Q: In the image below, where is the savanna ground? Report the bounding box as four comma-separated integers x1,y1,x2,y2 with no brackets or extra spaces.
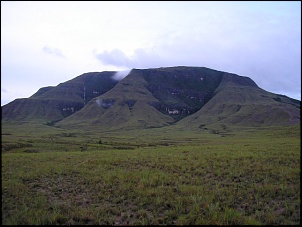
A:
1,122,300,225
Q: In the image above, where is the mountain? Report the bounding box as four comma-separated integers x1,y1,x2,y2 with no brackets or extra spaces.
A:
56,66,300,131
2,71,119,124
2,66,300,131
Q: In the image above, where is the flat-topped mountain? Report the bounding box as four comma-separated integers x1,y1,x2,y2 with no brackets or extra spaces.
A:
2,66,300,131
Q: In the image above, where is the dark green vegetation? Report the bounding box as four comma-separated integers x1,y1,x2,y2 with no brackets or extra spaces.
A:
2,122,300,225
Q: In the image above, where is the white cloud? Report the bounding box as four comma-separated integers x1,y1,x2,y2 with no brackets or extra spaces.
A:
112,69,132,81
43,46,65,58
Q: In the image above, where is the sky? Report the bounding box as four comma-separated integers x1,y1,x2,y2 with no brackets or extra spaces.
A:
1,1,301,106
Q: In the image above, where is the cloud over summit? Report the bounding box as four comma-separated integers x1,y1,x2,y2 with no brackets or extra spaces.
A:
112,69,132,81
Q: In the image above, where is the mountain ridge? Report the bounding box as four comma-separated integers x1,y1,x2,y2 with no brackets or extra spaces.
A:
2,66,300,131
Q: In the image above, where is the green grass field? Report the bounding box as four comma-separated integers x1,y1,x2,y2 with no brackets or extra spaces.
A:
2,123,300,225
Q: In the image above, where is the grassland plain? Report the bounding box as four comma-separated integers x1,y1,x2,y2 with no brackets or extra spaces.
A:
1,123,300,225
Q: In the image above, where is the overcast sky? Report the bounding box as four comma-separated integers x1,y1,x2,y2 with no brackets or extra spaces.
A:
1,1,301,106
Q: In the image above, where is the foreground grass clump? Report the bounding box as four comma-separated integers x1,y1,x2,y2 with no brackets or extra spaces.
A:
1,125,300,225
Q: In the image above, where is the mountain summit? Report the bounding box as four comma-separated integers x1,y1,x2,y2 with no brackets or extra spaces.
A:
2,66,300,131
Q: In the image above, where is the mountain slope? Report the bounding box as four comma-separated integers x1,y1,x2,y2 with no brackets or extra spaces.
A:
2,71,119,123
176,73,300,130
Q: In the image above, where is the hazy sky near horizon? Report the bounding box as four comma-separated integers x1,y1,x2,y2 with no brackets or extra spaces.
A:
1,1,301,106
